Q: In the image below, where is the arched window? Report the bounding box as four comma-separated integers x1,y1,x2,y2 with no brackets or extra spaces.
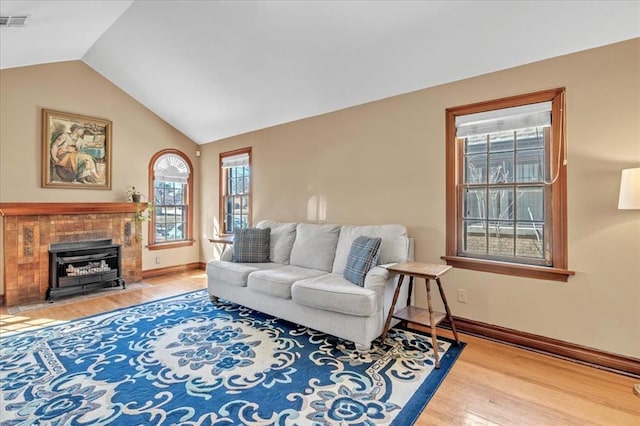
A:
148,149,194,249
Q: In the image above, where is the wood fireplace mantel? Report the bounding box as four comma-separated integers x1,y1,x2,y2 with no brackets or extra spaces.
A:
0,202,142,216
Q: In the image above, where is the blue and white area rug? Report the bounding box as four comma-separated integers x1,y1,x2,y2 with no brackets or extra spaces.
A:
0,290,464,425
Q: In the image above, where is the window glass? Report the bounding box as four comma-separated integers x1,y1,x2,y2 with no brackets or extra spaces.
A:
459,125,551,265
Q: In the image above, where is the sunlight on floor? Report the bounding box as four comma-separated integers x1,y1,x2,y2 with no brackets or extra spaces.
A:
462,410,503,426
0,314,68,337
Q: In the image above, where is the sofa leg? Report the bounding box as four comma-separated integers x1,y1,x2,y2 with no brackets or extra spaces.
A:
209,294,220,303
355,343,371,353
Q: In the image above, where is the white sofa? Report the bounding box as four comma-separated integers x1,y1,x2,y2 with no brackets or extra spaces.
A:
206,220,412,351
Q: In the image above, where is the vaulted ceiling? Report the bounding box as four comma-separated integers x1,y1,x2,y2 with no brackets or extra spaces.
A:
1,1,639,144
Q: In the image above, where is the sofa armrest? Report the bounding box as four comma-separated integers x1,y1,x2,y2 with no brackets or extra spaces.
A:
221,246,233,261
363,266,389,290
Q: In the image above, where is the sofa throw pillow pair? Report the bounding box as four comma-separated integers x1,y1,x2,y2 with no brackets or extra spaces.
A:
343,236,382,286
232,228,271,263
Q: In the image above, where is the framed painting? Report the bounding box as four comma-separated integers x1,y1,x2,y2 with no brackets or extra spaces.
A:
42,109,112,189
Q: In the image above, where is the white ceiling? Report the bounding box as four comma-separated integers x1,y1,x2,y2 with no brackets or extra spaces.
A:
1,1,639,144
0,1,133,68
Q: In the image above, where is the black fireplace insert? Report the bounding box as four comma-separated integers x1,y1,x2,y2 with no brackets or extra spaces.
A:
48,239,125,301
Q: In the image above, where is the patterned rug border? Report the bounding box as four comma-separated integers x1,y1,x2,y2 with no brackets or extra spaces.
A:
1,289,466,425
390,324,465,425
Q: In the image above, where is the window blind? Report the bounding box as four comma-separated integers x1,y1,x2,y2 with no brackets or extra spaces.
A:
221,153,249,168
455,101,551,137
154,154,190,183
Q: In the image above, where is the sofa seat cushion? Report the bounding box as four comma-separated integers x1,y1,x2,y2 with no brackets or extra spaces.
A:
292,274,378,317
206,261,281,287
247,265,327,299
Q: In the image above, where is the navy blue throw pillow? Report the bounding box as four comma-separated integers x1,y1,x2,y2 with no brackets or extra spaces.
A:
232,228,271,263
343,236,382,286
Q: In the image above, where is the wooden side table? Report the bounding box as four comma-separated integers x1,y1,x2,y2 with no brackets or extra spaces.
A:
208,236,234,260
208,236,234,245
381,261,460,368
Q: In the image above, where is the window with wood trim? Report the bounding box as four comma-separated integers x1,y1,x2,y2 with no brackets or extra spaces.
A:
444,88,574,281
219,148,252,235
148,149,194,250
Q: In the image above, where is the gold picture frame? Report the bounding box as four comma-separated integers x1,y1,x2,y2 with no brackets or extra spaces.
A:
42,109,112,189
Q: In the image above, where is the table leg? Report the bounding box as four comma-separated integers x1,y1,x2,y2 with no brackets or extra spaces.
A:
381,274,405,344
425,278,441,368
406,276,414,307
436,277,460,345
403,276,414,327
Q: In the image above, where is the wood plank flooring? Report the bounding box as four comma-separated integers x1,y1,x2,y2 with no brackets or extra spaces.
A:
1,270,638,425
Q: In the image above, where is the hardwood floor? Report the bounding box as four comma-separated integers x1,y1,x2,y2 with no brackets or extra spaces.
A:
1,270,638,425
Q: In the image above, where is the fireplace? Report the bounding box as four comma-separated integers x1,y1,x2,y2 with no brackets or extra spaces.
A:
48,239,124,301
1,202,143,306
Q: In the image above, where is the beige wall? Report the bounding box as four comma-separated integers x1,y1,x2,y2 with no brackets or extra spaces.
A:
200,39,640,358
0,61,201,293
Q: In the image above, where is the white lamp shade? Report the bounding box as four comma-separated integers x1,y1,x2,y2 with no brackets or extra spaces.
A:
618,168,640,209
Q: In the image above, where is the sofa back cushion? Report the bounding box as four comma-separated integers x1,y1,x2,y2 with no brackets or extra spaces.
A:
256,220,297,264
289,223,341,272
332,224,409,274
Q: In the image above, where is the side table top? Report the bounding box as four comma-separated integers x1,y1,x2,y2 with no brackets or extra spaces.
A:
387,261,452,279
208,236,234,244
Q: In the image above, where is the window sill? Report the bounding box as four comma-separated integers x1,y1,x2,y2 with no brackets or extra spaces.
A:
148,240,195,251
441,255,575,282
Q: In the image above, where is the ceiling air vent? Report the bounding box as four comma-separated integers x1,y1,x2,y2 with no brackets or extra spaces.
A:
0,15,30,27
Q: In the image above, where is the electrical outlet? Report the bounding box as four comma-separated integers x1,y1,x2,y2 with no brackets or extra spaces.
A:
457,289,468,304
155,256,160,264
